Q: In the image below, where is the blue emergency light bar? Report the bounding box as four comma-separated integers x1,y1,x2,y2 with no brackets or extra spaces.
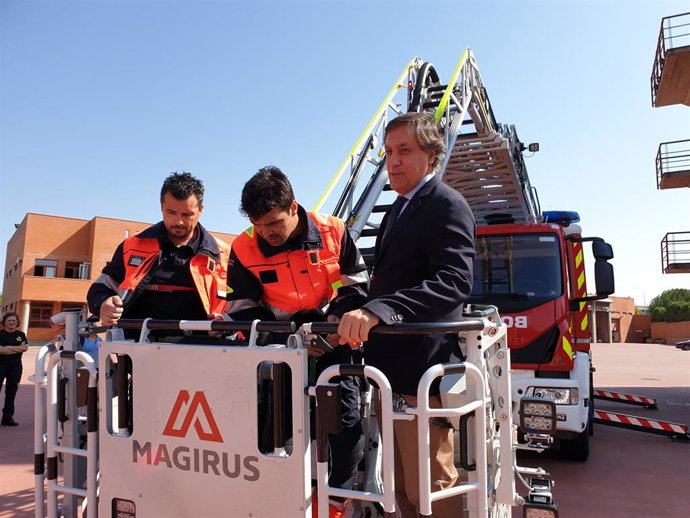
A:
542,210,580,226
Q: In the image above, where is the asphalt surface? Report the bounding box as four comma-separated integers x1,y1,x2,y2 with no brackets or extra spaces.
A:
514,342,690,518
1,342,689,517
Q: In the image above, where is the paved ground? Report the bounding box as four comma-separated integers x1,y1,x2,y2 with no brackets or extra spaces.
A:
514,342,690,517
1,342,689,517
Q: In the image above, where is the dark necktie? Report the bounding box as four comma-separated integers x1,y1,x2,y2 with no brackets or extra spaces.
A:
382,196,406,241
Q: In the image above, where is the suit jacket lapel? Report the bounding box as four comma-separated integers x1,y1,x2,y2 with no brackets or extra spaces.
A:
377,175,440,257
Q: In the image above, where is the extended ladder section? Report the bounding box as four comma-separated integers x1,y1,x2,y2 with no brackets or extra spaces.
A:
445,123,540,225
314,49,541,262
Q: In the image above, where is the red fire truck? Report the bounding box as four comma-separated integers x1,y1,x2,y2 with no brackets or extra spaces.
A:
470,212,614,461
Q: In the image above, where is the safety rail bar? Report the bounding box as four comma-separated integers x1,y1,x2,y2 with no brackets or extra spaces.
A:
651,12,690,106
310,361,489,518
29,342,57,518
660,231,690,273
33,308,86,518
108,318,487,337
656,139,690,189
46,351,98,518
311,365,397,517
108,318,297,348
309,312,515,517
112,318,296,333
415,362,487,516
304,320,485,335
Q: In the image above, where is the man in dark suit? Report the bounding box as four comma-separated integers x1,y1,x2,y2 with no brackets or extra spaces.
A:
337,112,476,518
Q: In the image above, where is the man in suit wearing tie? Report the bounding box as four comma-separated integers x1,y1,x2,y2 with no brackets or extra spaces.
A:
337,112,476,517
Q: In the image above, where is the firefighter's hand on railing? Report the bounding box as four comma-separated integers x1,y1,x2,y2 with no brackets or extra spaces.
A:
100,295,124,326
337,308,379,347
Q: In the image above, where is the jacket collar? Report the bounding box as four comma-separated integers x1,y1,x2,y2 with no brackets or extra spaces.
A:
377,174,441,253
138,221,220,261
389,173,440,226
257,205,324,258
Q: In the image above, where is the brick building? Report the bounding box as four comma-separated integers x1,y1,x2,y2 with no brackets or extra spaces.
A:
2,213,236,340
590,296,652,344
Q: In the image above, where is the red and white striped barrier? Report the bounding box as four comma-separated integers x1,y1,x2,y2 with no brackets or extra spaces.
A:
593,410,689,442
593,389,657,409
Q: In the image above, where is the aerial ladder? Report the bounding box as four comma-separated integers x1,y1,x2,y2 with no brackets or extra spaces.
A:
314,49,541,261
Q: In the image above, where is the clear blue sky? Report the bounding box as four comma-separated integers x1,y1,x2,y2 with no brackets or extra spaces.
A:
1,0,688,305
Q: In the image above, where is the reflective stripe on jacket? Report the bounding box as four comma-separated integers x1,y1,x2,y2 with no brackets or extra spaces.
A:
231,212,345,314
119,231,230,314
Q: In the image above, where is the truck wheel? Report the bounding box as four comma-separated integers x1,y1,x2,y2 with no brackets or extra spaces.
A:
560,427,589,461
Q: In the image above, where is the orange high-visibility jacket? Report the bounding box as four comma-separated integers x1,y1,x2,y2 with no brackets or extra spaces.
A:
119,225,230,314
231,212,345,314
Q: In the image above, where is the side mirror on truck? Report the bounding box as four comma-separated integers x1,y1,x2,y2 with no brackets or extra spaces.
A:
592,238,615,297
569,237,615,305
594,261,615,297
592,240,614,261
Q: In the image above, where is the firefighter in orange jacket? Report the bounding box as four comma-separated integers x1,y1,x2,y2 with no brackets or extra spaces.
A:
87,172,230,332
226,167,368,518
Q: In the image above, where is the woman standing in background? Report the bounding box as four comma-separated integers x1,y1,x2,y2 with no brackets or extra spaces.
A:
0,312,28,426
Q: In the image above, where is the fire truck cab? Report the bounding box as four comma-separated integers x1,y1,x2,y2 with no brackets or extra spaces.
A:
470,212,614,460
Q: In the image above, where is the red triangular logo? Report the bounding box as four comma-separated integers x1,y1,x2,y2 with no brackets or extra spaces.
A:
162,390,224,443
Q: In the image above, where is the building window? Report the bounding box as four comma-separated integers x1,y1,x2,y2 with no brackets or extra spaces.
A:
29,302,54,328
64,261,90,279
34,259,58,278
65,262,79,279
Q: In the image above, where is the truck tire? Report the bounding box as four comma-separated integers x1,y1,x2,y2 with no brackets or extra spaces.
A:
560,427,589,461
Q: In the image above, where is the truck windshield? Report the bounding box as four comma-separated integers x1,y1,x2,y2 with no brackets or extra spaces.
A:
470,233,562,304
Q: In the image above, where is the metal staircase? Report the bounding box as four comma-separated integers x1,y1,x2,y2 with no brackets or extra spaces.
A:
314,49,541,263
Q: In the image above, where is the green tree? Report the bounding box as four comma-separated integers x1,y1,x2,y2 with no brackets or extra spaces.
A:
649,289,690,322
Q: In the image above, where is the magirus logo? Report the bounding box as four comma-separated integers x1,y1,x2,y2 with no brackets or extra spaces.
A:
132,389,260,481
163,390,224,442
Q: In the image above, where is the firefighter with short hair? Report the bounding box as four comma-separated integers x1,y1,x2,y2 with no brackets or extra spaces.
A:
87,172,230,335
226,166,369,518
